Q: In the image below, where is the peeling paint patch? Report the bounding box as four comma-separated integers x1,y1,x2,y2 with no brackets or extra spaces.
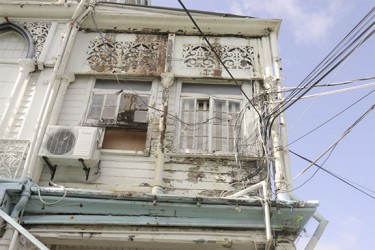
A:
198,190,222,197
187,166,206,183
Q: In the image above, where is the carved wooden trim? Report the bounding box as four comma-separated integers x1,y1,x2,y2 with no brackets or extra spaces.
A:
182,44,255,70
86,38,166,74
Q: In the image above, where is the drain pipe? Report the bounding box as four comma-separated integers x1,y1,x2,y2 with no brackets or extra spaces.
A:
0,179,33,249
305,212,328,250
21,0,96,179
268,31,328,249
227,181,272,248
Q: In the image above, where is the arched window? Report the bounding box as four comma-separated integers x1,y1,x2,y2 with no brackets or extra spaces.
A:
0,31,28,59
0,22,34,60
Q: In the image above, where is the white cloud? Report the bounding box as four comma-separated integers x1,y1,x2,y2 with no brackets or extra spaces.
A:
231,0,351,45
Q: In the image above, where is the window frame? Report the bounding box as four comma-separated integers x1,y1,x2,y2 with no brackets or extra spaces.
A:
84,79,155,154
177,82,245,154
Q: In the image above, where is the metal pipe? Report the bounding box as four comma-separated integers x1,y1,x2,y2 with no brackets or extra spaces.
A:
0,180,33,249
262,182,272,249
0,209,48,250
0,1,97,248
227,181,272,248
305,212,328,250
228,181,265,198
22,0,96,179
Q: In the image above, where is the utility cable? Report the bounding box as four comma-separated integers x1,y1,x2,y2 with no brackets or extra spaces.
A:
287,89,375,146
286,104,375,187
291,82,375,100
267,7,375,125
289,150,375,200
177,0,262,120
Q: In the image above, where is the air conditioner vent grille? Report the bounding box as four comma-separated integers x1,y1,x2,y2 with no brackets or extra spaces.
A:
46,129,76,155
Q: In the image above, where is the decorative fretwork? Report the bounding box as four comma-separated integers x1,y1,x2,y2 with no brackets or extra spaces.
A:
86,39,165,73
0,139,29,179
182,44,254,70
17,22,51,60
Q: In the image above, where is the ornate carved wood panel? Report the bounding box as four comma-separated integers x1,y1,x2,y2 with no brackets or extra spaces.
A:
182,44,255,70
86,35,166,74
18,22,51,60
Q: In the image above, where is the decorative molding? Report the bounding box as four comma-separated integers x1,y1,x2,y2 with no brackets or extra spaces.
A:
86,38,166,74
0,139,29,179
18,58,36,73
182,44,255,70
17,22,51,60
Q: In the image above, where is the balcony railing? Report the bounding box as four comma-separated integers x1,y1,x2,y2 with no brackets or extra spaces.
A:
0,139,29,179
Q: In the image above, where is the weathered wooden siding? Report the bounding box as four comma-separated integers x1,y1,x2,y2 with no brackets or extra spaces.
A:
56,76,91,126
39,153,154,193
163,158,261,196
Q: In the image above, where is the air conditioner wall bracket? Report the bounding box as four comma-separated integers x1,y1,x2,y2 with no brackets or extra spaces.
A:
42,156,57,180
79,158,91,181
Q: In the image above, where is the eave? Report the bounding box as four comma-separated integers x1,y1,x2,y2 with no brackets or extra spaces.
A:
22,187,317,234
0,1,281,37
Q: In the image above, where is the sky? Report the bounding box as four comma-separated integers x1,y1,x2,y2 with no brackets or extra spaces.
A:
152,1,375,249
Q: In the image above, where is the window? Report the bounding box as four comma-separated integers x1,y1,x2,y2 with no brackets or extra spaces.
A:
85,80,152,151
179,83,243,153
0,31,27,59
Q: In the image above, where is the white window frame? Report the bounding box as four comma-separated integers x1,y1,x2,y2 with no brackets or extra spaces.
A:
84,79,154,153
85,88,151,127
178,84,244,154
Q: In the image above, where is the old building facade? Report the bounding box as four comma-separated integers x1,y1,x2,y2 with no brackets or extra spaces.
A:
0,0,326,249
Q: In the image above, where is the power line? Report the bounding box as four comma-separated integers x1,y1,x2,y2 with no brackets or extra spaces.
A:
278,76,375,93
286,104,375,187
267,7,375,127
287,89,375,146
177,0,262,119
293,82,375,100
289,150,375,200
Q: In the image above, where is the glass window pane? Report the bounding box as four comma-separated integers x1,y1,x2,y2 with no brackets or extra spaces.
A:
87,106,102,120
105,94,118,106
136,96,149,110
102,106,117,120
91,94,104,105
182,99,195,111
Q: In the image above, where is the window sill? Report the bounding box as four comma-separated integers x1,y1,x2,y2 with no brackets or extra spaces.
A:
100,149,149,157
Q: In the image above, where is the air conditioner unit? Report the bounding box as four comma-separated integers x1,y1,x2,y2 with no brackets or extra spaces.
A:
39,125,100,169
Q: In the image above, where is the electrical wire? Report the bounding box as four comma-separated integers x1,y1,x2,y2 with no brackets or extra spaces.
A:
34,181,67,206
286,104,375,187
287,144,338,193
287,89,375,146
280,76,375,92
289,150,375,200
287,82,375,100
267,7,375,128
177,0,262,120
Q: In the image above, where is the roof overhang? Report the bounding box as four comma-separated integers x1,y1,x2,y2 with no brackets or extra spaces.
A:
0,1,281,37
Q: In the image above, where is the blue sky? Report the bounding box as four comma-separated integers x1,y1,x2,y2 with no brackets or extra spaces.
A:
153,1,375,249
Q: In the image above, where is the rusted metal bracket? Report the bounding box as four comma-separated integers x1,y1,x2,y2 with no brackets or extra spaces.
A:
78,158,91,181
42,156,56,180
